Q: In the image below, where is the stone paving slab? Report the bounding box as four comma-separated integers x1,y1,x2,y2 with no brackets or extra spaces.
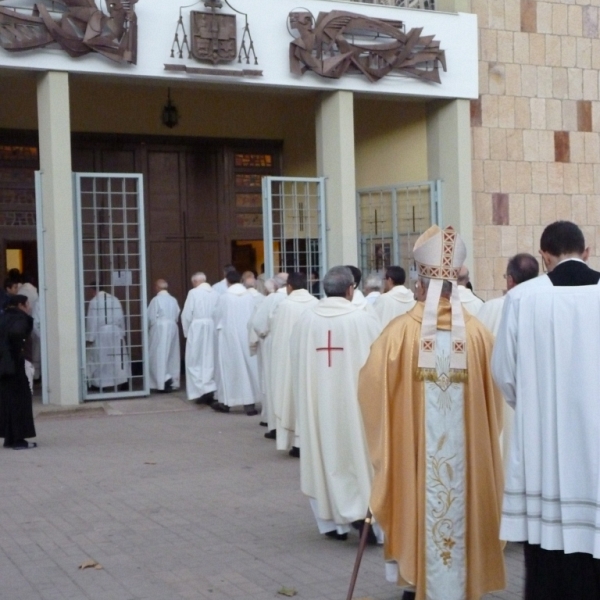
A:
3,396,524,600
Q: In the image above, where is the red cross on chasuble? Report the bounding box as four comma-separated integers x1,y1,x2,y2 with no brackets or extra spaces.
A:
316,330,344,367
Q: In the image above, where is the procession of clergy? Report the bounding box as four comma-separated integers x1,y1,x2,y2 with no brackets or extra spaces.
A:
93,219,600,600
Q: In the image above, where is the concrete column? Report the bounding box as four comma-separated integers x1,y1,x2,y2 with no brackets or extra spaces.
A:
37,71,80,406
316,91,358,268
426,98,474,271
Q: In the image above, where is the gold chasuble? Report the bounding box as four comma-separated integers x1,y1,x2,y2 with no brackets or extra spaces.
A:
359,300,505,600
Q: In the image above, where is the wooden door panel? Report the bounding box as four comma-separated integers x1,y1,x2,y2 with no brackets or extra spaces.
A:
72,148,96,172
187,239,220,286
101,150,137,173
147,151,181,238
149,241,184,307
185,151,218,236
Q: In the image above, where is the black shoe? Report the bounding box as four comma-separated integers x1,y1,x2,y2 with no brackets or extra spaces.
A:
164,378,173,392
288,446,300,458
246,409,258,416
211,402,230,413
402,592,416,600
13,441,37,450
324,530,347,541
264,429,276,440
351,519,378,545
259,421,268,427
196,392,215,405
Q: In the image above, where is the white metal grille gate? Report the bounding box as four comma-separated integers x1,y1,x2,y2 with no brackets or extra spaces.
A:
262,177,327,295
357,180,441,281
75,173,149,400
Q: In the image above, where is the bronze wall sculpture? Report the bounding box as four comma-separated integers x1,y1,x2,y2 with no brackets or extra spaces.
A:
289,10,446,83
0,0,138,64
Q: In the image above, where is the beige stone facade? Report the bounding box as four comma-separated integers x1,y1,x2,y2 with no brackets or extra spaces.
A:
468,0,600,298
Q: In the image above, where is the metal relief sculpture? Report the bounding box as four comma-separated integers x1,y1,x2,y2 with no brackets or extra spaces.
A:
0,0,138,64
288,10,446,84
165,0,261,77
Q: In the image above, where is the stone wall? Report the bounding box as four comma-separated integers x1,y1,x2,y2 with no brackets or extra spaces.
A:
469,0,600,298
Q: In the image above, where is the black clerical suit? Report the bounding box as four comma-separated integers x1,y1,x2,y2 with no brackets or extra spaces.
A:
524,258,600,600
0,307,35,448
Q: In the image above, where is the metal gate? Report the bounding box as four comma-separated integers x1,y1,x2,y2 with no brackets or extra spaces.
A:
75,173,149,400
262,177,327,295
357,180,441,281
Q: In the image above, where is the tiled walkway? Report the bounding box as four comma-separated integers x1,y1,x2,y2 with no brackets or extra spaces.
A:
0,394,524,599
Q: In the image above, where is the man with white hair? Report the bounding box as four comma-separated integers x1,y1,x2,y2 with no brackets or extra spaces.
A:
457,265,484,315
181,272,219,403
363,274,382,305
292,266,381,540
148,279,180,392
359,226,505,600
373,266,416,328
249,273,288,435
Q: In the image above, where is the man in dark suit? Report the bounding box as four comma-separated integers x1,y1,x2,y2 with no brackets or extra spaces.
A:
492,221,600,600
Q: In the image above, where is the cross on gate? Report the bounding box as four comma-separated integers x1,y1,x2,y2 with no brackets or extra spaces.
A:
316,330,344,367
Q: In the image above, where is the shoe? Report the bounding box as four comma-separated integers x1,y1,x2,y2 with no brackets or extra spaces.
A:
288,446,300,458
211,402,230,413
12,441,37,450
402,592,416,600
351,519,378,545
264,429,276,440
259,422,268,427
324,530,347,541
245,409,258,416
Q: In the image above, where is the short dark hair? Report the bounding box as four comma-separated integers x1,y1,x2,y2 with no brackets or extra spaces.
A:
4,277,17,290
385,266,406,286
7,294,28,307
7,268,21,283
287,271,307,290
540,221,585,257
226,270,241,284
345,265,362,287
224,264,236,274
506,253,540,285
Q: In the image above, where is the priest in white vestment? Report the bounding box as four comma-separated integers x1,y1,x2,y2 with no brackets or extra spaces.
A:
269,272,318,455
373,265,416,328
148,279,180,391
359,226,505,600
478,254,539,469
212,270,260,415
85,288,130,389
346,265,369,310
363,273,382,305
492,221,600,599
291,266,382,540
242,271,265,307
181,272,218,402
457,266,484,315
249,274,288,434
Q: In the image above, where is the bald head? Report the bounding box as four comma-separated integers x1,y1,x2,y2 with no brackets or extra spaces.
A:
155,279,168,293
276,272,288,283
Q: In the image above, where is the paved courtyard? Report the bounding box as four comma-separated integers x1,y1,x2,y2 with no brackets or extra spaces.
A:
0,394,524,600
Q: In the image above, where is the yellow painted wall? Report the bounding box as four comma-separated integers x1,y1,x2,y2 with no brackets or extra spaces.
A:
354,98,428,188
0,72,317,177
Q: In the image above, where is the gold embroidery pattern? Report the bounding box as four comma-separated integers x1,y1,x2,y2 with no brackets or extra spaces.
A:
430,433,457,568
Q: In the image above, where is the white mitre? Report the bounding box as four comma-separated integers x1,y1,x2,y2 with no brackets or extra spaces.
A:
413,225,468,372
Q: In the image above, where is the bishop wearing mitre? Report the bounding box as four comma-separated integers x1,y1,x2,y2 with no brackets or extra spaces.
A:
359,225,505,600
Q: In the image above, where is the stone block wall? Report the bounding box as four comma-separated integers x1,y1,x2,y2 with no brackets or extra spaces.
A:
469,0,600,298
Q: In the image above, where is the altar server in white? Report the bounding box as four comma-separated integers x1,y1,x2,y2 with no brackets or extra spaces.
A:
269,272,318,455
212,270,260,415
457,266,484,315
373,265,416,327
181,272,218,402
291,266,381,540
85,286,130,389
493,221,600,600
249,273,288,435
147,279,180,391
478,253,538,467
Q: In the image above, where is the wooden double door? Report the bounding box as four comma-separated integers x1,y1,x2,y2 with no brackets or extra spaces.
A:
72,136,281,306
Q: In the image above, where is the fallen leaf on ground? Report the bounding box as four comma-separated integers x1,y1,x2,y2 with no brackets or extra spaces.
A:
277,586,297,597
144,462,157,465
78,559,103,570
